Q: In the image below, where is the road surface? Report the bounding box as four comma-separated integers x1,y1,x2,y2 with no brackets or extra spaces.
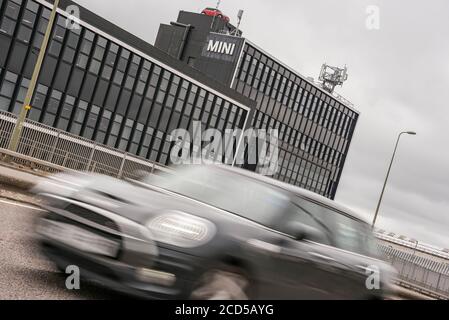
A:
0,187,123,300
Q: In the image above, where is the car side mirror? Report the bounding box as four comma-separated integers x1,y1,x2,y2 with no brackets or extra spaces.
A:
287,222,326,243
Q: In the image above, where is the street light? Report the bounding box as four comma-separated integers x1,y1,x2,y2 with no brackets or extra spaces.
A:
8,0,60,153
371,131,416,228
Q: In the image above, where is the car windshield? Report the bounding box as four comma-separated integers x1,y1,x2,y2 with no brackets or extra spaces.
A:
145,165,290,226
295,197,381,258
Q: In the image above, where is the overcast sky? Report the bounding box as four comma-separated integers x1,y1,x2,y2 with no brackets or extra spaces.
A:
75,0,449,248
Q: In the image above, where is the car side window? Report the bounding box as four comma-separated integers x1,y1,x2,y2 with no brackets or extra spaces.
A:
332,215,362,254
279,201,332,245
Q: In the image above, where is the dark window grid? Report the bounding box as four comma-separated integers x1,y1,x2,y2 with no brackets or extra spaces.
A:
46,17,86,129
239,52,251,83
133,63,164,156
297,90,308,114
253,61,264,90
116,58,153,155
264,69,276,97
312,99,323,124
302,164,317,192
214,98,228,132
318,103,328,127
270,73,281,100
304,94,314,118
292,155,307,186
113,55,145,152
62,29,101,134
0,70,18,113
281,151,293,183
140,66,174,159
330,110,341,134
0,0,29,97
0,0,7,18
246,56,258,87
258,64,270,94
100,47,133,148
286,82,298,111
333,111,343,134
337,115,347,136
150,76,184,162
276,76,287,103
282,80,292,106
15,5,37,44
83,40,116,141
9,75,29,114
51,26,95,131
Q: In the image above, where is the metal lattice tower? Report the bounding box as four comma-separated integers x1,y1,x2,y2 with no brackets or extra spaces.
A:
318,64,349,94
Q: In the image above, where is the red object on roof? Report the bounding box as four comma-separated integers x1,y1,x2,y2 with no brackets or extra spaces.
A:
201,7,230,23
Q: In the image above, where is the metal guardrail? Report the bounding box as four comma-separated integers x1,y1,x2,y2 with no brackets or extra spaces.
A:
0,110,172,180
378,243,449,299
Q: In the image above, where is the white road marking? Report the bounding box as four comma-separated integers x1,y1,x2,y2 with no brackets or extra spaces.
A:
0,199,46,212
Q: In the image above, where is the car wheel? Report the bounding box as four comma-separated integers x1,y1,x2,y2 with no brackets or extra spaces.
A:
190,269,251,300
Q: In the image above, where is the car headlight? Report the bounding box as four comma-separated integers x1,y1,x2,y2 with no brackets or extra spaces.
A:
146,211,216,248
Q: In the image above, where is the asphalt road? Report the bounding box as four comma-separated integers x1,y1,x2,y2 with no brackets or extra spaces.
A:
0,191,124,300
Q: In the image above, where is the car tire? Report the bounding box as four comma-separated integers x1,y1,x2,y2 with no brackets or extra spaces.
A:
190,269,251,300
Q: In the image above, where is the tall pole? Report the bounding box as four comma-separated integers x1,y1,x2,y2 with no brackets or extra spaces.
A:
372,131,416,228
8,0,60,152
210,0,221,30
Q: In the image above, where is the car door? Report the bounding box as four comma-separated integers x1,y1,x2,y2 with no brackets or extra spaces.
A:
248,201,348,299
328,215,384,299
295,198,376,299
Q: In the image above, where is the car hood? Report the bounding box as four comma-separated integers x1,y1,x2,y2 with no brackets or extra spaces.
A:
34,173,242,226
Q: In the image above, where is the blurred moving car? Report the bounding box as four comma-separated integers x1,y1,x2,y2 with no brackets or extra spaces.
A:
201,7,230,23
33,165,396,299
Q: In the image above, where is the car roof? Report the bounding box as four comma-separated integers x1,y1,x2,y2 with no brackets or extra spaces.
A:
210,164,368,224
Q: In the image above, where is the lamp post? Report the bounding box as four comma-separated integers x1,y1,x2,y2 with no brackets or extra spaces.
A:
8,0,60,153
372,131,416,228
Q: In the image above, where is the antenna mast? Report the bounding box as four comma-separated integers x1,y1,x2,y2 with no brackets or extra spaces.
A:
318,63,348,94
210,0,221,29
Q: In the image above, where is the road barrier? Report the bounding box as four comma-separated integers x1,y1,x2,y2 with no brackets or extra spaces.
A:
378,243,449,299
0,110,171,180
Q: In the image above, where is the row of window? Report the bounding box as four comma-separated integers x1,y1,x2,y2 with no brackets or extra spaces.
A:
236,44,356,135
253,110,347,167
276,148,335,197
233,43,358,198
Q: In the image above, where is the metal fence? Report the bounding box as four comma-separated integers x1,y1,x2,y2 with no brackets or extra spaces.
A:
378,243,449,299
0,110,171,180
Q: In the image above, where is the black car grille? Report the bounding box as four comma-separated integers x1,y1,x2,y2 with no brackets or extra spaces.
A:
44,204,123,259
64,203,120,232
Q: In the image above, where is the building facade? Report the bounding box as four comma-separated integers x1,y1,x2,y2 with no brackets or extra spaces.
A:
156,11,359,199
0,0,254,167
0,0,358,199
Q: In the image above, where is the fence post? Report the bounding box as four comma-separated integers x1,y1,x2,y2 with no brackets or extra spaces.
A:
62,151,69,167
151,160,156,174
118,153,127,178
49,130,60,163
86,142,97,171
29,141,36,157
436,272,442,291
